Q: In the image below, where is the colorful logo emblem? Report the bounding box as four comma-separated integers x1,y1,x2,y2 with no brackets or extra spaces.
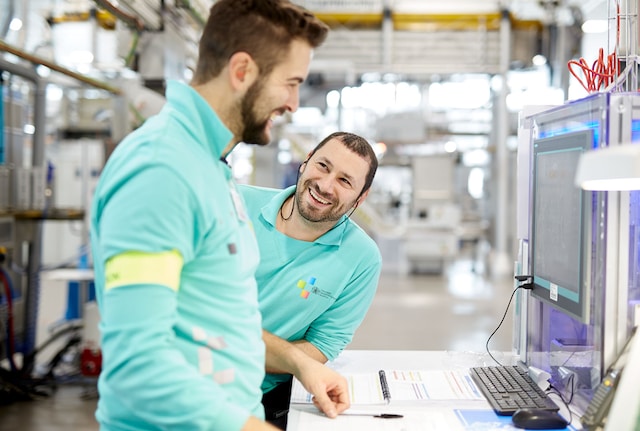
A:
296,276,336,300
297,277,316,299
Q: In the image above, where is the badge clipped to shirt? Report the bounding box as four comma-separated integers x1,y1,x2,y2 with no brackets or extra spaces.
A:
228,182,249,223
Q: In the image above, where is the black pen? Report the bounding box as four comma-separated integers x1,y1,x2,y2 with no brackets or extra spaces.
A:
342,412,404,419
374,414,403,419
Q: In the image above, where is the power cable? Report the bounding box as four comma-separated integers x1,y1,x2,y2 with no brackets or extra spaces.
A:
485,276,533,366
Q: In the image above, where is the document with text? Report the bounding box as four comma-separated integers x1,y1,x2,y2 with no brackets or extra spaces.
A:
291,369,484,405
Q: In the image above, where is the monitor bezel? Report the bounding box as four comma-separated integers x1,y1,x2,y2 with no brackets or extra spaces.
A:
530,129,593,323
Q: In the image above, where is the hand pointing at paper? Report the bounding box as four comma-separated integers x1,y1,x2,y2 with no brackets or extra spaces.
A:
263,331,351,419
302,361,351,418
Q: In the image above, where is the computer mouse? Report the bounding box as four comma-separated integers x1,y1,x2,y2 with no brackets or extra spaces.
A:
511,408,569,430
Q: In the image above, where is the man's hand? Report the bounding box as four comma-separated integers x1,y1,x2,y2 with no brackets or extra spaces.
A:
263,330,350,417
296,358,350,418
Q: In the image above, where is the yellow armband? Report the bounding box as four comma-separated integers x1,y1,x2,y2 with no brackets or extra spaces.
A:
105,250,183,292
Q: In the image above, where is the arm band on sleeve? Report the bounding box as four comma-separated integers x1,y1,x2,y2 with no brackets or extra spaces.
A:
105,250,183,292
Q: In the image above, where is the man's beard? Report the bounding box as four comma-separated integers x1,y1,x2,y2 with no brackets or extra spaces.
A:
294,181,355,224
240,79,271,146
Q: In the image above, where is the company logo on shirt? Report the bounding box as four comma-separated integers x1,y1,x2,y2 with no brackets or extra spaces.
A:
296,276,336,300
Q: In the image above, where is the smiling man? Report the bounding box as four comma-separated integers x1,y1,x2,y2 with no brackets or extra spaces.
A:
239,132,382,429
89,2,345,431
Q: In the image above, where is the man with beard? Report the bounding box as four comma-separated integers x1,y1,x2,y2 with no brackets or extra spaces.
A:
239,132,382,429
90,2,349,430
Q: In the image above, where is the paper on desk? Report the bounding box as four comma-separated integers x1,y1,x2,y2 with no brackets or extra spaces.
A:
291,369,483,405
386,370,483,401
290,409,466,431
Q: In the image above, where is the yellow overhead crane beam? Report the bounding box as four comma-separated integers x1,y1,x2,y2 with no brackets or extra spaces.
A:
314,13,383,28
313,12,543,32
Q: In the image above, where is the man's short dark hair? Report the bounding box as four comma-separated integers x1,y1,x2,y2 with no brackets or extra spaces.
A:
192,0,329,84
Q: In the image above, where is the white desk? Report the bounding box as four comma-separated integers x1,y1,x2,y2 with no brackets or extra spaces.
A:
286,350,580,431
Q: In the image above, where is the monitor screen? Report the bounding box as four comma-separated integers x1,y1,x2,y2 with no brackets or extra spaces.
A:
530,130,593,323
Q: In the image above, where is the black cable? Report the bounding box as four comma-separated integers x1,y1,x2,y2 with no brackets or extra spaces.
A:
43,334,82,380
547,374,576,424
0,367,40,404
485,286,525,365
486,275,576,421
0,362,55,403
22,322,83,369
551,372,576,405
280,161,305,222
279,195,295,221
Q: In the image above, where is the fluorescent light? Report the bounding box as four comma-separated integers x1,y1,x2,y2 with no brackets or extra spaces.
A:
575,144,640,190
582,19,608,34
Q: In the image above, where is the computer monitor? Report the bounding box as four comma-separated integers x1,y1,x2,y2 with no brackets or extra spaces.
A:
530,130,593,323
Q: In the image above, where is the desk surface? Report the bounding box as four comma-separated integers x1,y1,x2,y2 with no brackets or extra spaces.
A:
286,350,579,431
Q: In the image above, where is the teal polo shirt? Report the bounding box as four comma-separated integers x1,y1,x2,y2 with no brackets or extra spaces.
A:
239,185,382,393
91,80,265,431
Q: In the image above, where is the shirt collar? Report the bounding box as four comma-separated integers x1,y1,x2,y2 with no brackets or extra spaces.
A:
165,80,233,161
261,185,348,246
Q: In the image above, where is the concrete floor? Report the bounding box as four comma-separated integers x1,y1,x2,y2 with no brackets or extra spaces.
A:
0,253,515,431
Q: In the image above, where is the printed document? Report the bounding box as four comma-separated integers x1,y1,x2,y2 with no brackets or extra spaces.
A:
291,369,483,405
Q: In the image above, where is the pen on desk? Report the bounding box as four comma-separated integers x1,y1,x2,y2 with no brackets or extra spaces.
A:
341,412,404,419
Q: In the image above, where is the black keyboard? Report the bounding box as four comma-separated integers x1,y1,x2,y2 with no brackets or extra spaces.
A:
469,366,560,416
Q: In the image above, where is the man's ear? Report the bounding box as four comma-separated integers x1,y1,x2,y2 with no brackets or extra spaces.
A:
355,189,370,207
299,159,309,173
228,51,258,91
